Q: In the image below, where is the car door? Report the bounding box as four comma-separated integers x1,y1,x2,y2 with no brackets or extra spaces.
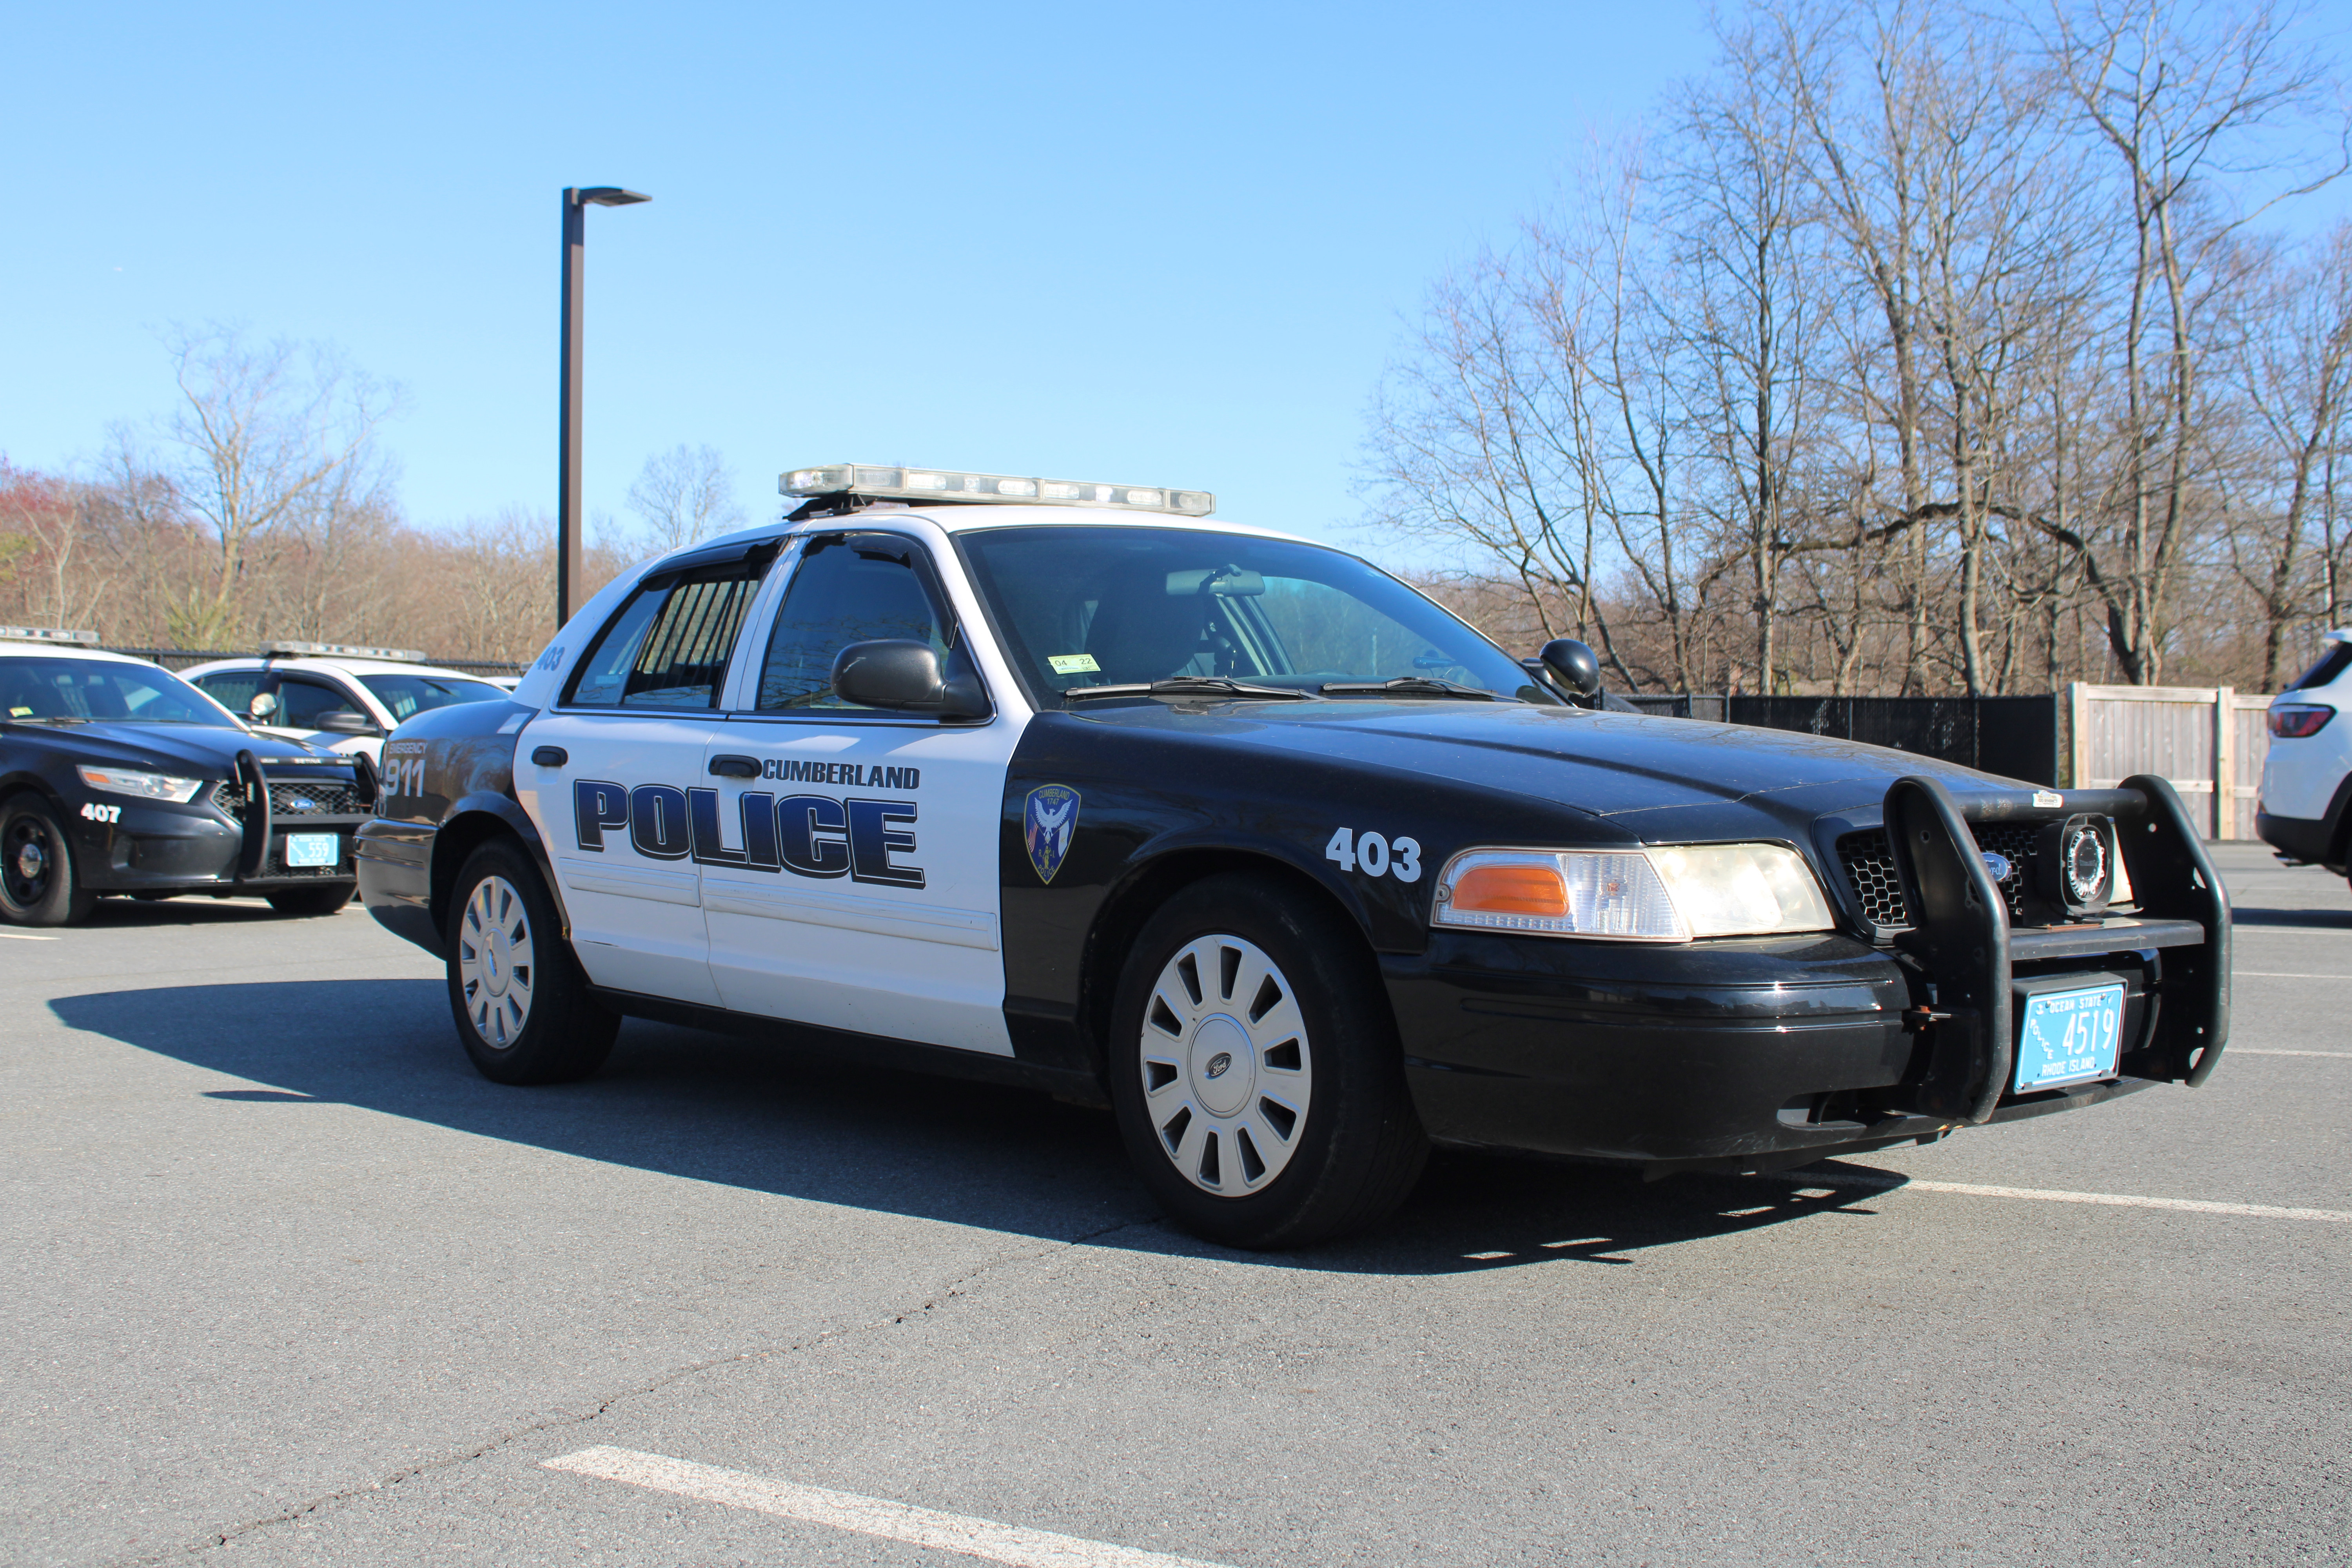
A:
517,548,772,1007
700,529,1025,1056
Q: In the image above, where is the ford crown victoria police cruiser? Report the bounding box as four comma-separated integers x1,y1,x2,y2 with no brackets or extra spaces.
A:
2,629,374,924
357,466,2232,1247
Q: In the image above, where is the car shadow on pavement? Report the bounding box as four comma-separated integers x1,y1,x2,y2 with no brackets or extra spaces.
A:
53,978,1904,1276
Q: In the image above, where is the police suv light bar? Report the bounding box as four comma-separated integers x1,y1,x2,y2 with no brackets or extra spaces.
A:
262,640,426,663
781,464,1214,517
0,625,100,646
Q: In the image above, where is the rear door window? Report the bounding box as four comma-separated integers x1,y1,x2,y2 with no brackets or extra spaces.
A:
566,562,767,710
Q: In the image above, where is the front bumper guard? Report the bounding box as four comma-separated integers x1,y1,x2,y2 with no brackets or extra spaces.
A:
1885,773,2230,1124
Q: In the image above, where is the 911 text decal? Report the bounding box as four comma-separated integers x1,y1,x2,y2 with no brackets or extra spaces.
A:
574,780,923,889
1325,827,1421,884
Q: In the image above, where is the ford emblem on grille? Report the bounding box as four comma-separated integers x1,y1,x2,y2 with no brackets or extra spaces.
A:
1981,851,2013,882
283,797,317,811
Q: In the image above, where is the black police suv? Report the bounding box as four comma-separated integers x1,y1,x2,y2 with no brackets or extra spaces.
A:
1,641,373,924
354,467,2232,1248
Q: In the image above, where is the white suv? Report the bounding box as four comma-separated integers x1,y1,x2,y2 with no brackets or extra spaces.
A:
2257,629,2352,884
181,643,512,763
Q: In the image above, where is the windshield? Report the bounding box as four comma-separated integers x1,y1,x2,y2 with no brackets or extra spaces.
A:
359,672,509,722
0,657,243,726
957,526,1553,704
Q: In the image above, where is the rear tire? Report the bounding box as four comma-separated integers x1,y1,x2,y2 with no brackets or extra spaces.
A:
267,883,356,916
445,839,617,1085
1,794,97,927
1108,872,1426,1249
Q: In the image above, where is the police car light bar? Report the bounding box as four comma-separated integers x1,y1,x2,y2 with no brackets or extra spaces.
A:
780,465,1214,517
0,625,100,646
262,640,427,662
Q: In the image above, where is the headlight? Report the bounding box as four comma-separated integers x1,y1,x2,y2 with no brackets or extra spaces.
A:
76,764,206,803
1432,843,1834,941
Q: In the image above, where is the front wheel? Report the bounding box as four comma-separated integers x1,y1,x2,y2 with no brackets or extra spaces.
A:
445,839,617,1084
1108,873,1426,1249
1,794,97,927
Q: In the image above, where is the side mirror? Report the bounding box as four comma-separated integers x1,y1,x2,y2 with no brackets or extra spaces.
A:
1537,638,1604,707
831,640,989,720
247,691,280,720
317,709,381,736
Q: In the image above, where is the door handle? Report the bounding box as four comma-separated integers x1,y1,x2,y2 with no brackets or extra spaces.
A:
709,755,762,779
531,746,568,767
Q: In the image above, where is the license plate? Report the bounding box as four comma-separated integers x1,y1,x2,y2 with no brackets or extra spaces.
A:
2014,982,2126,1092
283,832,341,868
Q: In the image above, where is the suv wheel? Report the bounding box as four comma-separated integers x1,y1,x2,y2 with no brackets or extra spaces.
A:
1,794,97,927
445,839,618,1084
1108,872,1426,1249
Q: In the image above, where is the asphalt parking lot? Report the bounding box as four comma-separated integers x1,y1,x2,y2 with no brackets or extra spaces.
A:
4,842,2347,1568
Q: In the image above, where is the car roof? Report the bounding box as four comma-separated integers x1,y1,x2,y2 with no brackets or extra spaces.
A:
178,655,498,681
0,642,161,668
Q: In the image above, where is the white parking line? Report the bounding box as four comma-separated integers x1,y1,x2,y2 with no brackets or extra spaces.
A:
2236,971,2351,980
2232,1048,2352,1058
0,930,59,940
545,1446,1235,1568
1764,1171,2352,1223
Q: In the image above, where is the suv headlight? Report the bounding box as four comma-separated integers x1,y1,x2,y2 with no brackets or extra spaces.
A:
1432,843,1835,941
76,764,206,803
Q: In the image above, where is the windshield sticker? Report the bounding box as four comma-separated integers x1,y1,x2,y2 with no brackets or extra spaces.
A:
1024,784,1081,884
1047,653,1101,675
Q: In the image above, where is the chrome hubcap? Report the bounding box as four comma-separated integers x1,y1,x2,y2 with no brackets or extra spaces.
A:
1139,933,1312,1196
457,876,535,1049
15,842,44,881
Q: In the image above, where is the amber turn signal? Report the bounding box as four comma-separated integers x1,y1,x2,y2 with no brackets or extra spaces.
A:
1449,862,1569,916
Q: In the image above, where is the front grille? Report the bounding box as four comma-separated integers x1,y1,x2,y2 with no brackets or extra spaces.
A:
1838,820,2065,929
210,779,369,821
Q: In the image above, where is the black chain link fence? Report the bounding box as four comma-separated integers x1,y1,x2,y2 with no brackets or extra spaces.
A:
1622,694,2060,786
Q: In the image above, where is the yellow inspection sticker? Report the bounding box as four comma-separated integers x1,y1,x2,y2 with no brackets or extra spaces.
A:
1048,653,1101,675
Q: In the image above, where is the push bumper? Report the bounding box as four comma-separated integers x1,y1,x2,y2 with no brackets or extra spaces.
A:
1386,773,2230,1173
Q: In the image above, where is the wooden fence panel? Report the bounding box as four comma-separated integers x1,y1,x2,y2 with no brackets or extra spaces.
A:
2068,683,2276,840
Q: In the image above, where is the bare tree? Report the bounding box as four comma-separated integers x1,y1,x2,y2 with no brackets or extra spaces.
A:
625,444,745,555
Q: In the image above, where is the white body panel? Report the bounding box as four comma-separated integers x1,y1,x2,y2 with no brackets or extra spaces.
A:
516,710,721,1005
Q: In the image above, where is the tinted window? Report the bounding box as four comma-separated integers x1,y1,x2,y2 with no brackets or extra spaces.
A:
956,526,1550,702
359,673,506,722
276,677,365,729
192,670,266,717
568,569,762,710
0,658,237,725
2287,642,2352,693
754,535,952,712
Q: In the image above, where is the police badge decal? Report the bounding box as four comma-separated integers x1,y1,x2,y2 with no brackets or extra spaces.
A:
1024,784,1081,884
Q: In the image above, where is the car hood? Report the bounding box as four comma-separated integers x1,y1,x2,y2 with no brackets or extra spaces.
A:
1071,698,2023,838
9,720,350,778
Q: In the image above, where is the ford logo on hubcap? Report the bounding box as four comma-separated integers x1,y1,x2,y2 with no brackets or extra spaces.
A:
1203,1052,1233,1080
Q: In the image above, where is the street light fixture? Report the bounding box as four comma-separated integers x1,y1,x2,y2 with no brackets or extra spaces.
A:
557,185,651,630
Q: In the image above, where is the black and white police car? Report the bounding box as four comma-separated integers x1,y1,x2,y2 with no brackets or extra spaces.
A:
180,642,514,762
1,628,374,925
357,466,2232,1247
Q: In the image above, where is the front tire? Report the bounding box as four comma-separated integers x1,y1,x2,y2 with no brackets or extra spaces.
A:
267,883,357,916
1109,872,1426,1249
1,794,97,927
445,839,617,1084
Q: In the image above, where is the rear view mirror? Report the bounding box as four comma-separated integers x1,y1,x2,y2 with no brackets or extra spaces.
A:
831,640,989,720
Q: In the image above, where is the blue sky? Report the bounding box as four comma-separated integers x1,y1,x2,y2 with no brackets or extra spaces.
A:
1,1,1719,555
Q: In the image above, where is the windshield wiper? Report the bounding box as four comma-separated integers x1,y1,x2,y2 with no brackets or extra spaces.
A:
1318,676,1508,701
1063,676,1310,703
5,714,91,724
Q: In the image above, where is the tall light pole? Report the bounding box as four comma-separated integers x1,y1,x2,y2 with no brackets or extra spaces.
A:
558,185,650,630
